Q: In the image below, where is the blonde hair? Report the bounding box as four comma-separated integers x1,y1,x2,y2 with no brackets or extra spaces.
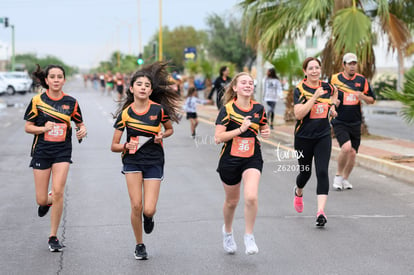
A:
221,72,253,105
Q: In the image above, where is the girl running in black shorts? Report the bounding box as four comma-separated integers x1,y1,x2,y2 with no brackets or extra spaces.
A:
293,57,337,227
215,72,270,255
24,64,87,252
111,62,180,260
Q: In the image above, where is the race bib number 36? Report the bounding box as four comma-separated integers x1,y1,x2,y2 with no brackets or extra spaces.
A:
44,123,67,142
230,137,255,158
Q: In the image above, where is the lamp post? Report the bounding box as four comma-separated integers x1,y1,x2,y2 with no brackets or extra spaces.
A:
158,0,162,61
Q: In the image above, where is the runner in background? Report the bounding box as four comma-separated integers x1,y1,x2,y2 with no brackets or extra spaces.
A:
208,66,232,110
183,87,212,138
263,68,283,129
330,53,376,190
215,72,270,255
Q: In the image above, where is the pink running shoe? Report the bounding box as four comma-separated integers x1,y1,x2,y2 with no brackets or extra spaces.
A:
293,187,303,213
316,210,327,227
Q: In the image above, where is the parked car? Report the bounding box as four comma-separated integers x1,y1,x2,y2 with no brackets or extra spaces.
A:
0,77,7,95
0,72,33,95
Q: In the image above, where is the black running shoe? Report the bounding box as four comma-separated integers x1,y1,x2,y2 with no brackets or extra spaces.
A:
48,236,63,252
143,214,154,234
38,205,51,217
134,243,148,260
316,211,327,227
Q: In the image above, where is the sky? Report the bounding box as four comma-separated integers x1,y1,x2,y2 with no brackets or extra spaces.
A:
0,0,241,69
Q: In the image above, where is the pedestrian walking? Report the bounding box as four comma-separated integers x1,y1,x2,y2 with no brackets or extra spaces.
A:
183,87,211,138
24,64,87,252
111,61,180,260
293,57,337,227
115,72,125,101
263,68,283,129
329,53,376,190
208,66,232,110
99,73,106,93
215,72,270,255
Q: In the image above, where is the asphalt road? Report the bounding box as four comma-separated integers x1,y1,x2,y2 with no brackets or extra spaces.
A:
0,81,413,274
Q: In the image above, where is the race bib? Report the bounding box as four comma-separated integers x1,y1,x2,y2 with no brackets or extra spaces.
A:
230,137,255,158
310,103,329,119
44,123,67,142
128,136,152,154
343,92,360,105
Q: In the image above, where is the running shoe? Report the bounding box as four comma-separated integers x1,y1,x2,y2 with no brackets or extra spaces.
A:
244,234,259,255
293,187,303,213
38,191,52,217
48,236,63,252
134,243,148,260
333,175,343,191
316,211,327,227
343,179,353,190
222,225,237,254
143,214,154,234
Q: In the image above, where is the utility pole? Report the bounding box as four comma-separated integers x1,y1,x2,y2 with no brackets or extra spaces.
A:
158,0,162,61
11,24,15,71
137,0,142,55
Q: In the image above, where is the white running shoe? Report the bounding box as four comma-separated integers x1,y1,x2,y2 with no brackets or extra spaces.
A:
222,225,237,254
343,179,353,189
333,175,343,190
244,234,259,255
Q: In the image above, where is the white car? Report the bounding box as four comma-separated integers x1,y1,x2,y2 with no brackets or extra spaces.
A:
0,77,7,95
0,72,33,95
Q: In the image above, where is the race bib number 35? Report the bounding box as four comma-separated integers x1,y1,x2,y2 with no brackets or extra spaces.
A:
230,137,255,158
44,123,67,142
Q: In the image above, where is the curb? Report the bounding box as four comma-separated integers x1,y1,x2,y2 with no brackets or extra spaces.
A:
198,110,414,184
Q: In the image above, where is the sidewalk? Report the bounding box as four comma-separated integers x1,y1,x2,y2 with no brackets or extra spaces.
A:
197,104,414,184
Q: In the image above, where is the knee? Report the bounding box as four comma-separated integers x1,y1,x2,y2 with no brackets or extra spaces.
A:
36,196,48,206
131,202,143,216
341,143,353,154
143,207,156,218
245,195,258,207
51,190,64,202
224,198,239,210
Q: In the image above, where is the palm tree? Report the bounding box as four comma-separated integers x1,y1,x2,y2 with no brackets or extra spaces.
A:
270,44,304,122
240,0,413,79
382,67,414,124
240,0,414,131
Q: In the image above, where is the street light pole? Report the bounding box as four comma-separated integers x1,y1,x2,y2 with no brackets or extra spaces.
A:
137,0,142,55
11,25,15,71
158,0,162,61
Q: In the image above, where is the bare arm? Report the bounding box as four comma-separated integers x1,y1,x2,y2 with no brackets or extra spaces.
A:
294,87,326,121
25,121,54,135
154,120,174,143
215,116,251,144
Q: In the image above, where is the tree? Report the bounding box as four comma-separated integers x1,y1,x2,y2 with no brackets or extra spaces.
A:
269,44,304,122
205,13,256,71
145,26,207,72
240,0,413,80
15,53,77,76
240,0,414,130
382,67,414,123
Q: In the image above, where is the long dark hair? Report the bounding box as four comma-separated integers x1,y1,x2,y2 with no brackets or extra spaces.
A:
32,64,66,89
267,68,279,80
114,61,181,122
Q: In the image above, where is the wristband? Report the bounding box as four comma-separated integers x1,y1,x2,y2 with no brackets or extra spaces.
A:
124,142,127,150
239,128,243,134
